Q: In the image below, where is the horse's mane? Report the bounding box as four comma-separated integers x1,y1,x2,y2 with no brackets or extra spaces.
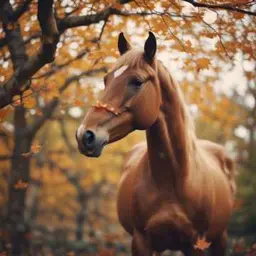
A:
114,49,197,169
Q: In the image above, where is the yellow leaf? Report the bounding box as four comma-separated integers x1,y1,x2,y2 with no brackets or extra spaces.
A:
23,97,36,108
196,58,211,70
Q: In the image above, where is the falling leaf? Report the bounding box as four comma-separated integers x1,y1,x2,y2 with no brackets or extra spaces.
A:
233,12,244,19
21,152,33,158
66,251,75,256
196,58,211,70
21,141,41,157
14,179,28,190
194,236,211,251
31,141,42,153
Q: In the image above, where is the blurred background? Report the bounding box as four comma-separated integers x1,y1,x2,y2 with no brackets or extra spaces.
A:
0,0,255,255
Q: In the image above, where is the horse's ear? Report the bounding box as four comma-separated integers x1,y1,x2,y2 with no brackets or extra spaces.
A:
144,31,157,63
118,32,131,55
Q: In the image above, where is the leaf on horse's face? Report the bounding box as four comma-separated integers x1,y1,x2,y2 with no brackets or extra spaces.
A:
194,236,211,251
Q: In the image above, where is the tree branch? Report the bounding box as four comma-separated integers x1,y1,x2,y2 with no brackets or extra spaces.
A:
58,7,162,31
0,0,59,109
0,155,12,160
182,0,256,16
28,67,107,136
11,0,32,22
59,119,77,153
32,48,89,79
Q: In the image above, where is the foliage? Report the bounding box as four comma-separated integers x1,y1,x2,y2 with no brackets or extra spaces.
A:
0,0,255,255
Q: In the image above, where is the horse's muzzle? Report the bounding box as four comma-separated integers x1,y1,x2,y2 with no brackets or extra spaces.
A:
77,129,109,157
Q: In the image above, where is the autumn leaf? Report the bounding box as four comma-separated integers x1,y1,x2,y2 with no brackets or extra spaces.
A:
0,107,12,122
233,12,245,19
0,251,7,256
196,58,211,70
14,179,28,190
31,141,42,153
194,236,211,251
21,141,42,157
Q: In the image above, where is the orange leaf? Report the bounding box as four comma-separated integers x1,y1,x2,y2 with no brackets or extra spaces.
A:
14,179,28,190
21,141,41,157
31,141,41,154
194,236,211,251
23,97,36,108
196,58,211,70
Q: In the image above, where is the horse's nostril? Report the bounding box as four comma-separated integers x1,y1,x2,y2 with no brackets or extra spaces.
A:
83,130,95,148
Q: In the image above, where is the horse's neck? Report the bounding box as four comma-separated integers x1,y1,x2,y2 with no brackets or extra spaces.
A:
146,63,194,191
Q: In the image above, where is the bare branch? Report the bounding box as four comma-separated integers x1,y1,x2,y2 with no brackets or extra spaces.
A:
57,7,147,31
28,67,107,136
182,0,256,16
57,6,188,32
0,155,12,160
59,119,77,153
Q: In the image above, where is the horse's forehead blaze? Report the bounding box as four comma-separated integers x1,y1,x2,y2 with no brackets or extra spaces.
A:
113,65,129,78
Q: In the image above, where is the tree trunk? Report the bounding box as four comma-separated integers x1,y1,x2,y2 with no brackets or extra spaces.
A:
2,2,32,255
7,106,32,256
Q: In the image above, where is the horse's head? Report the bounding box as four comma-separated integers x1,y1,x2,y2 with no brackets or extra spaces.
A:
76,32,161,157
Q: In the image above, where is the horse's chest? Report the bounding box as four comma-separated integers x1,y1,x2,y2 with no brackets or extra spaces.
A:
132,187,195,250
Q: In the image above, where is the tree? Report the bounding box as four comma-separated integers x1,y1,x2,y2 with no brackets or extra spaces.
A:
0,0,255,255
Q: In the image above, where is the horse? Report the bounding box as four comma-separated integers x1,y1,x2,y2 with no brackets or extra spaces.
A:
76,32,236,256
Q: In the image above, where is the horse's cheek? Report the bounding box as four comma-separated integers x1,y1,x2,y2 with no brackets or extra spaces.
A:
132,86,159,129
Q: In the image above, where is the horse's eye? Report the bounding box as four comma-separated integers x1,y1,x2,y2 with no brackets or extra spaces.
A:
129,79,143,88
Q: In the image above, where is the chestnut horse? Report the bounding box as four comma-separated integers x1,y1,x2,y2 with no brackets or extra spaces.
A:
76,32,236,256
